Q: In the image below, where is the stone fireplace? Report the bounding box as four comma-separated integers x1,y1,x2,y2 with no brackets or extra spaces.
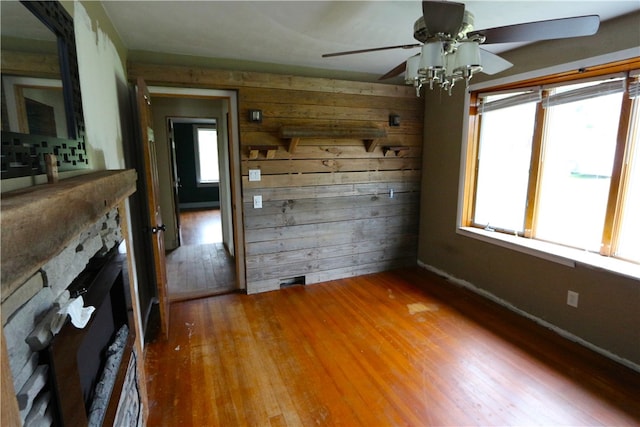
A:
1,170,142,426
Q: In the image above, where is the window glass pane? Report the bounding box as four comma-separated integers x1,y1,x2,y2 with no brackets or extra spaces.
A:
615,103,640,262
535,88,623,251
473,101,537,232
197,128,219,183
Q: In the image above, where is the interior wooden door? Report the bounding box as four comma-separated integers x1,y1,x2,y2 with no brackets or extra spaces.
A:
167,118,182,247
135,77,169,338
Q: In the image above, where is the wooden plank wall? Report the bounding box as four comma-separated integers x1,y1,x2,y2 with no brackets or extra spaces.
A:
128,64,424,293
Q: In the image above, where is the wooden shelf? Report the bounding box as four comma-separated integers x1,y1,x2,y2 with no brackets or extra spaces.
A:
279,126,387,154
1,169,137,295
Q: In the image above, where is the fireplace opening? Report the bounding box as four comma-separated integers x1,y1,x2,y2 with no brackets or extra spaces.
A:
76,273,123,407
48,247,135,426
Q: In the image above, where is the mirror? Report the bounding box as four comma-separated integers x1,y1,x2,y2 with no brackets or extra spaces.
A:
1,0,87,180
1,1,66,137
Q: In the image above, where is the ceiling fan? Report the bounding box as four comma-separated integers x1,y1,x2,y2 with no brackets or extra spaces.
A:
322,1,600,95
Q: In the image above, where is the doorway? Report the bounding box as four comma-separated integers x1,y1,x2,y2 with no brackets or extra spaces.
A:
165,225,236,301
166,117,235,301
147,87,246,301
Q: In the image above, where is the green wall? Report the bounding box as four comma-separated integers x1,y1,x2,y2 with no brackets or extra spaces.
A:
173,122,220,206
418,12,640,366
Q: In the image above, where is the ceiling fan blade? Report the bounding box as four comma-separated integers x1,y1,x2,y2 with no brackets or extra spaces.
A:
422,0,465,36
322,43,421,58
379,61,407,80
469,15,600,44
479,49,513,75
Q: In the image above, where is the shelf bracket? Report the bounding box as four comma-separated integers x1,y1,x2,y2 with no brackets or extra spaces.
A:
288,138,301,154
248,146,279,159
364,139,378,153
382,146,410,157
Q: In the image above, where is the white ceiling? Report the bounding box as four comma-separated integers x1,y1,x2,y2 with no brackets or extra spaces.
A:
4,1,640,80
101,1,639,79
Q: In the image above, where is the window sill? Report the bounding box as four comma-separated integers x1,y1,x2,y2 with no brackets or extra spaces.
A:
196,181,219,188
457,227,640,281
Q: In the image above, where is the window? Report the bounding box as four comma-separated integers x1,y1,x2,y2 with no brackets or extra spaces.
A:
464,64,640,267
536,79,623,252
615,94,640,262
474,91,539,233
194,125,219,185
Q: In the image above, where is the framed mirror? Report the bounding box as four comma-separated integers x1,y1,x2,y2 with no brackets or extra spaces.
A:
1,0,87,179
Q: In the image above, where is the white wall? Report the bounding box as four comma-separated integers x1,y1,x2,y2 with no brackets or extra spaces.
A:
73,2,145,348
74,2,126,170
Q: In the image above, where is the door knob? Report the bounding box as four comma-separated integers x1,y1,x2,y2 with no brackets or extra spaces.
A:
151,224,167,234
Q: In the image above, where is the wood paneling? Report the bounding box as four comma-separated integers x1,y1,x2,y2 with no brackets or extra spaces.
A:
242,157,421,175
144,268,640,426
128,63,424,293
241,81,422,291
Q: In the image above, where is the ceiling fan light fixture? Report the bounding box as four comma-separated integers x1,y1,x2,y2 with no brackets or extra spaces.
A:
419,42,445,71
454,41,481,70
322,3,601,99
453,41,483,85
405,55,421,85
407,39,485,96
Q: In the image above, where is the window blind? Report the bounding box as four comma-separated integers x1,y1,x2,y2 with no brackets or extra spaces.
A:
543,78,625,108
479,90,541,114
628,70,640,99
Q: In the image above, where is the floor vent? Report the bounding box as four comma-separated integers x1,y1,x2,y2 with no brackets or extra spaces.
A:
280,276,306,288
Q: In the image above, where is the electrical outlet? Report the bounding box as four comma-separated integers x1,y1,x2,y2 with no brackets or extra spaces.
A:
249,169,261,182
253,195,262,209
567,290,579,308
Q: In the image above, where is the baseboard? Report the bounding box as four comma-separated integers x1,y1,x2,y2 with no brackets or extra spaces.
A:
179,201,220,210
416,260,640,373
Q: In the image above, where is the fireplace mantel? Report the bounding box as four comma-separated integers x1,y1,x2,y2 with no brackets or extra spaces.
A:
1,169,137,297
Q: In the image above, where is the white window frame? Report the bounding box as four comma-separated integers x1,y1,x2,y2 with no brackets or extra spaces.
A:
194,123,219,187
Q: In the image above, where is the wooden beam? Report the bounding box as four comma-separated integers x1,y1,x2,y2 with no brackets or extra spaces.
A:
127,62,418,98
279,126,386,140
0,50,60,79
1,170,137,295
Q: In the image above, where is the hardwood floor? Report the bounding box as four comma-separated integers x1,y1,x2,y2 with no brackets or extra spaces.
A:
144,267,640,426
180,209,223,246
166,209,236,301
